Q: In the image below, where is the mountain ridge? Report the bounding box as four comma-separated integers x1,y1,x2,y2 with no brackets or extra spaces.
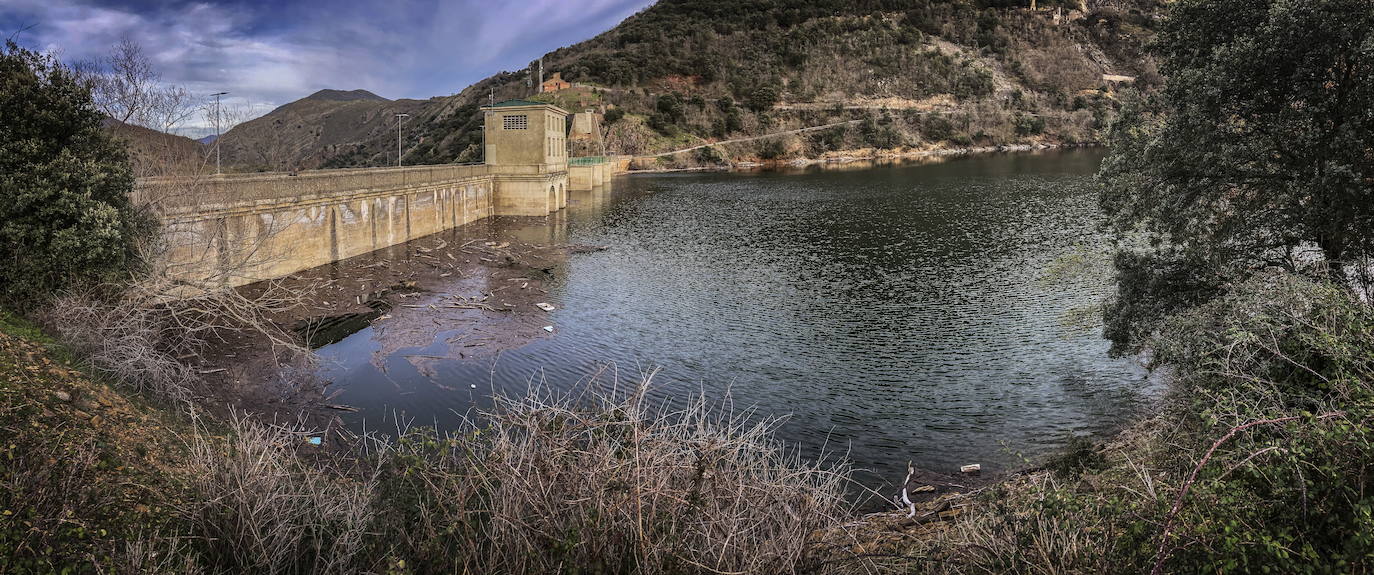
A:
306,89,390,102
220,0,1162,172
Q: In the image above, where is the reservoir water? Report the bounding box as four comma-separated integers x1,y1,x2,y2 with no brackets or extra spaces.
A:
317,149,1153,488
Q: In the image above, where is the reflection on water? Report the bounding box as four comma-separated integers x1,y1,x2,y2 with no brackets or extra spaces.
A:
317,149,1154,489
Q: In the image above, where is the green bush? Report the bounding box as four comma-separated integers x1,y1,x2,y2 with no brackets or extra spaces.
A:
654,92,684,123
647,113,679,136
724,107,744,133
1147,272,1374,572
815,125,847,151
693,145,725,165
0,42,150,305
920,113,956,141
756,139,785,160
1045,436,1108,479
931,272,1374,574
1013,113,1045,136
746,85,779,112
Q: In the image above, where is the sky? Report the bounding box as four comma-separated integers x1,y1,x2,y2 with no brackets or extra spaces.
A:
1,0,654,137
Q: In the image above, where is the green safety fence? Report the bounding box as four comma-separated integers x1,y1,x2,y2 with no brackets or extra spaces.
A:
568,156,609,166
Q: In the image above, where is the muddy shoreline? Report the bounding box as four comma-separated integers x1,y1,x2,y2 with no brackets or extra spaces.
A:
189,217,601,437
625,141,1098,174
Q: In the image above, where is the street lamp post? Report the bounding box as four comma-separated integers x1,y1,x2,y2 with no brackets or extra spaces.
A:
211,91,228,175
482,89,494,164
395,113,410,167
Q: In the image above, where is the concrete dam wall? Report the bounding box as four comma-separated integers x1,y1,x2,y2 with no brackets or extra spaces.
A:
143,100,625,289
144,165,506,288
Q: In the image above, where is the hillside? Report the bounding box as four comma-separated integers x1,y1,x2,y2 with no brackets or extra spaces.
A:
221,0,1163,171
102,118,209,177
303,89,389,103
217,89,429,171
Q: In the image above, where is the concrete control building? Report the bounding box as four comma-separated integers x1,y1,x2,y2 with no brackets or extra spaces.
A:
481,99,570,216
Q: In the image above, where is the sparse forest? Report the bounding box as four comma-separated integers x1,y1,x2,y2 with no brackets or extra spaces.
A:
221,0,1163,171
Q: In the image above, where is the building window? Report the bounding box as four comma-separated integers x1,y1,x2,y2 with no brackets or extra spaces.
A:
503,115,528,130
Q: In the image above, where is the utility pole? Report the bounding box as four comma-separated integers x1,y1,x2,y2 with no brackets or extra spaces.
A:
483,89,493,164
395,113,409,167
211,91,228,175
538,58,544,94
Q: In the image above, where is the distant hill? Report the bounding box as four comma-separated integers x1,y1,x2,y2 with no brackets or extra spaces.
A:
221,0,1163,171
306,89,390,102
197,134,218,145
102,118,208,177
218,88,428,171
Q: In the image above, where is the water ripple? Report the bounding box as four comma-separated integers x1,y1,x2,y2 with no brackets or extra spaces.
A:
319,150,1155,489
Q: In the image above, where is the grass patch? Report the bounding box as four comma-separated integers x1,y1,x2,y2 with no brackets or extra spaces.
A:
0,319,198,573
0,308,52,344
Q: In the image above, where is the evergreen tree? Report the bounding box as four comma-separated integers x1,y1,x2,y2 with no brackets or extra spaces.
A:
0,41,149,304
1098,0,1374,353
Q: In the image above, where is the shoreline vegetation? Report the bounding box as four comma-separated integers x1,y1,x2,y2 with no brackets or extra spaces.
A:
624,141,1092,174
0,312,855,573
3,0,1372,571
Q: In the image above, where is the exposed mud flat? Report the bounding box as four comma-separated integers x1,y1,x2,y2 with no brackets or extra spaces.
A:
190,216,603,433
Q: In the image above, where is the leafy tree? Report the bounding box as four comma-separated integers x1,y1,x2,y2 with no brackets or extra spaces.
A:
756,139,785,160
1013,113,1044,136
746,85,779,112
654,92,684,123
1098,0,1374,353
920,113,956,141
0,42,149,304
723,108,744,133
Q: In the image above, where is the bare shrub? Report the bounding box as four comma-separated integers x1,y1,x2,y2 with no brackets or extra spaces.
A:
114,531,205,575
45,291,199,406
368,373,857,574
185,415,374,575
44,276,307,408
